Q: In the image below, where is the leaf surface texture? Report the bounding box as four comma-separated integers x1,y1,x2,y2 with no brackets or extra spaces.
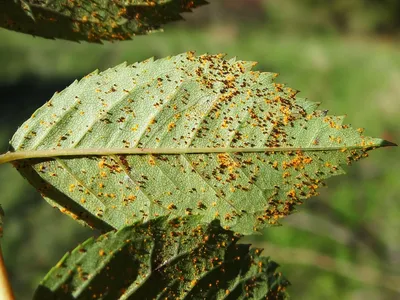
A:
33,217,289,299
0,0,207,42
4,53,389,234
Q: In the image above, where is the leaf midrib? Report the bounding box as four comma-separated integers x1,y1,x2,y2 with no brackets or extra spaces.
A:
0,145,374,165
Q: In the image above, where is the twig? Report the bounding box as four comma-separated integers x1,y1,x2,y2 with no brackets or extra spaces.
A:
0,205,15,300
0,244,15,300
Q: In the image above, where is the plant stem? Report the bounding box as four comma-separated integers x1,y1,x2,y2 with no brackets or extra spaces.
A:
0,244,15,300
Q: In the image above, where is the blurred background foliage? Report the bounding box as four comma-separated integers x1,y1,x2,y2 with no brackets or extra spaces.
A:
0,0,399,299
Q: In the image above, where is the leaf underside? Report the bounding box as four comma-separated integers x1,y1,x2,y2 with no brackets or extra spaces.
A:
0,0,207,43
6,52,390,235
33,216,289,300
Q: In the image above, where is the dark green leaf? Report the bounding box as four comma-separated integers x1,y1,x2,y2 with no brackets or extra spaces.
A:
0,0,207,43
34,216,289,299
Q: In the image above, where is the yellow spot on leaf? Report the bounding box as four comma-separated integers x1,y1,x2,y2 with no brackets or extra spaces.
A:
69,184,75,192
167,122,176,131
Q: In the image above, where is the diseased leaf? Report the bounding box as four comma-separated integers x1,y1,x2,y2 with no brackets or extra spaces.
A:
0,0,207,43
33,216,289,300
0,53,394,234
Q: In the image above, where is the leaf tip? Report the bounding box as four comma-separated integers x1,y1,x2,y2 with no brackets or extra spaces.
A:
379,139,397,147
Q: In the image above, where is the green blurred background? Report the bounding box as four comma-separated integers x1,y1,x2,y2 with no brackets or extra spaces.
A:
0,0,399,298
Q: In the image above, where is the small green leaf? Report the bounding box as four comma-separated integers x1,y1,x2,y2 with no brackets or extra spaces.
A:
1,53,395,234
0,0,207,43
33,216,289,299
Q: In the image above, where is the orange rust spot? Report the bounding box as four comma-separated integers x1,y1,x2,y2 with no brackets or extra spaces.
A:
217,154,239,170
287,190,296,198
191,279,198,286
148,155,156,166
69,184,75,192
167,122,176,131
167,203,177,210
98,160,106,168
186,51,195,61
128,195,136,201
224,213,233,221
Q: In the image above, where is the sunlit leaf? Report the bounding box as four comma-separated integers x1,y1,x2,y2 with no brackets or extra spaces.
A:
0,0,207,43
0,53,394,234
34,216,289,299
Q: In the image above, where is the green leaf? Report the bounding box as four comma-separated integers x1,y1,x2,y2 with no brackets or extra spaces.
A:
1,53,394,234
33,216,289,299
0,0,207,43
